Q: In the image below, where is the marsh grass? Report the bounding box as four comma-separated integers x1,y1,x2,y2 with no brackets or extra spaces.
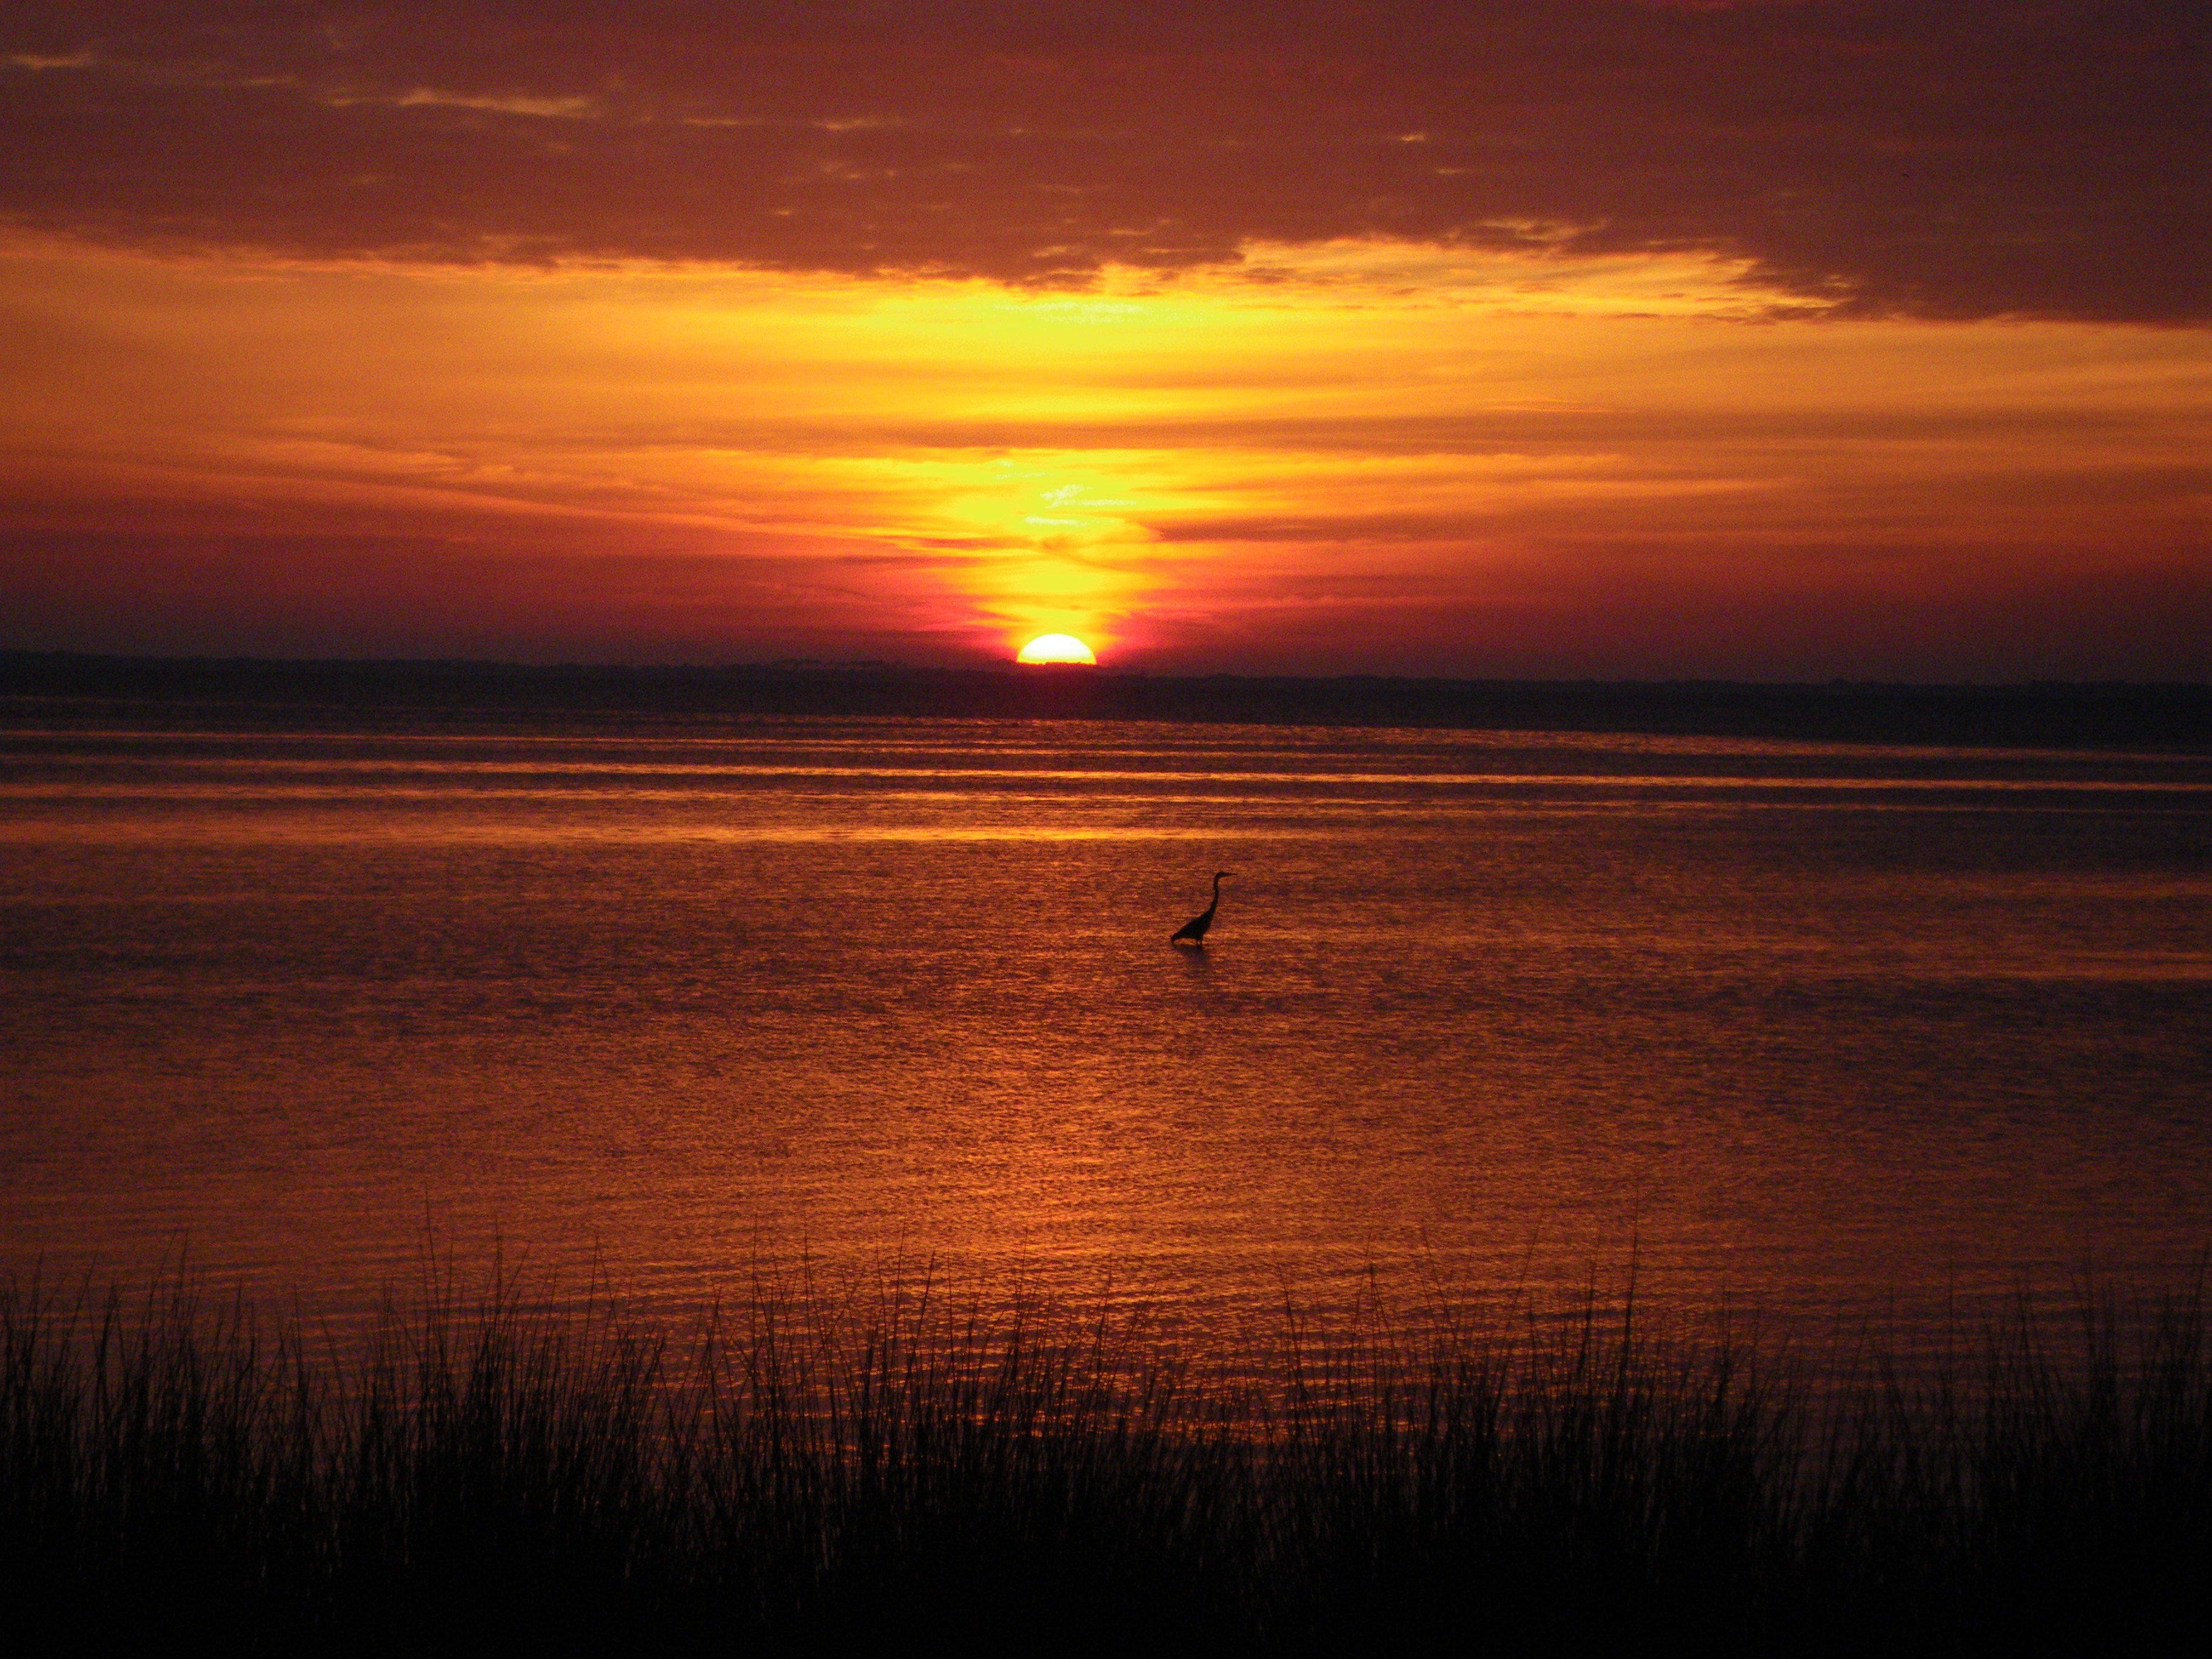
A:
3,1263,2205,1654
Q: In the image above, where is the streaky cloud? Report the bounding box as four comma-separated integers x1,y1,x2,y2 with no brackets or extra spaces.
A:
0,1,2202,321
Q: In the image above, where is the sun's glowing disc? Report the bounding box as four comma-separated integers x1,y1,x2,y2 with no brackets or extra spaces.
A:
1017,634,1098,665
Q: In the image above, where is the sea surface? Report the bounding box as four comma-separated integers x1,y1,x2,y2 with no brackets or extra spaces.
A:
3,702,2208,1355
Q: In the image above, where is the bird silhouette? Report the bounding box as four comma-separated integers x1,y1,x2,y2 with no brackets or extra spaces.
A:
1171,871,1231,944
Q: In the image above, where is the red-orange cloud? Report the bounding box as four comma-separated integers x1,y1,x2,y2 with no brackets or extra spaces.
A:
0,6,2205,678
2,2,2202,321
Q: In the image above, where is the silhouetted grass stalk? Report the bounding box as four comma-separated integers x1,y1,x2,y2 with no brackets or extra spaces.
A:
3,1263,2205,1651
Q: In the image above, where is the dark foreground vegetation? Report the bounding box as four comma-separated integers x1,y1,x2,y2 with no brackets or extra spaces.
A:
4,1270,2207,1655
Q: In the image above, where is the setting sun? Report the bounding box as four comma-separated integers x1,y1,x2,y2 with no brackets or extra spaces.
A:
1016,634,1098,666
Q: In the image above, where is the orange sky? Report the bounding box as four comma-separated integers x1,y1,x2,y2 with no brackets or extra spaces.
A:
2,4,2205,678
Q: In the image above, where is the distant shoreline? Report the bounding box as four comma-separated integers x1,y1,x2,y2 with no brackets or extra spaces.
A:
3,649,2207,749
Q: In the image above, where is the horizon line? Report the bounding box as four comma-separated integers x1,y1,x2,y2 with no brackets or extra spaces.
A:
3,648,2206,694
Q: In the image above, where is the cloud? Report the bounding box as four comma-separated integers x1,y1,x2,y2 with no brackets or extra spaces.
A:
1,2,2202,319
327,87,603,119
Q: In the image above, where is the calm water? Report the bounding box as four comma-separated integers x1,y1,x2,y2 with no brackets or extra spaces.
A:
3,704,2208,1350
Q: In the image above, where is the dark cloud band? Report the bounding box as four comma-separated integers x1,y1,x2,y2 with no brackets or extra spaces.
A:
4,1,2204,320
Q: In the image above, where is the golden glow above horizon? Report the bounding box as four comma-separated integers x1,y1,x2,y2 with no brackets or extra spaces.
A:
1016,634,1098,666
1,231,2205,675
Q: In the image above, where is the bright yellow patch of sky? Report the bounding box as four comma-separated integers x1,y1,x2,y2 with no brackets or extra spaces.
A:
1,233,2204,671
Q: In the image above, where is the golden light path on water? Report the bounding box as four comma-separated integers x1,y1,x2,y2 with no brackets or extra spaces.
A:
3,714,2209,1366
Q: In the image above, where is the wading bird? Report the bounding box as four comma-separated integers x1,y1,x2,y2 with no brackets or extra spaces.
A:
1172,872,1231,945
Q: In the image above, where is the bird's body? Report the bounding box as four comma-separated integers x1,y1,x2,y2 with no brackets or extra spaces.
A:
1172,871,1231,944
